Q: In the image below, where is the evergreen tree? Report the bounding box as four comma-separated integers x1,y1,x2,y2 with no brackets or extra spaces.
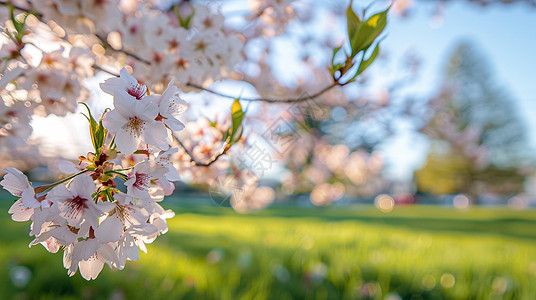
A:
415,42,532,200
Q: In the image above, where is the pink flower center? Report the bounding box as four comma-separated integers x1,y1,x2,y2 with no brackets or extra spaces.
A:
95,0,107,7
203,17,212,28
133,173,151,191
65,196,89,219
127,117,145,137
129,25,138,34
127,83,147,100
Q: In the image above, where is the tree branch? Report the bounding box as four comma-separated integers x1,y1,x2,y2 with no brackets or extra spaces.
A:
172,134,227,167
185,82,338,103
94,33,152,65
92,63,119,76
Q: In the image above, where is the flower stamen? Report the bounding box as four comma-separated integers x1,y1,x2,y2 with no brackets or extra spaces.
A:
127,117,145,137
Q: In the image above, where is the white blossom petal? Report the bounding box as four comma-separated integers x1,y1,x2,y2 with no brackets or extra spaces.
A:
68,174,95,199
21,187,40,208
1,167,31,196
46,184,72,204
73,239,100,262
163,117,185,131
100,77,125,96
94,214,124,243
102,109,128,132
134,100,159,121
115,129,140,155
8,199,33,221
143,121,169,151
120,67,138,87
79,257,104,280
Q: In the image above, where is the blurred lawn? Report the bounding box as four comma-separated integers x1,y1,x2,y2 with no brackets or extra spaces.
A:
1,195,536,299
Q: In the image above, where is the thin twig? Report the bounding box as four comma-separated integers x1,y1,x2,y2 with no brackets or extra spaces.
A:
93,63,119,76
94,33,151,65
185,82,338,103
172,134,228,167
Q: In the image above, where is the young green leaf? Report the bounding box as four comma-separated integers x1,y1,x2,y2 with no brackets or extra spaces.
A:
94,111,108,154
350,7,389,57
79,103,98,150
79,102,103,154
174,4,194,29
346,3,361,45
229,98,245,145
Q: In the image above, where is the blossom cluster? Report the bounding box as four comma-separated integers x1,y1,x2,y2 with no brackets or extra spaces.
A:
172,116,275,211
0,0,245,166
0,0,325,174
37,0,244,88
282,134,385,206
0,0,393,218
1,68,187,280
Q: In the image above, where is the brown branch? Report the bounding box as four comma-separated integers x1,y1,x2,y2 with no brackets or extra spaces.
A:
185,82,338,103
94,33,151,65
92,63,119,76
172,134,227,167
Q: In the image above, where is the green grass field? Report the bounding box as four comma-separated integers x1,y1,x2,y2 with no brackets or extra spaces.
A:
1,195,536,300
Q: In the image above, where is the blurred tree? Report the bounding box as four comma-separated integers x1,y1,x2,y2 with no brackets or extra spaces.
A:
415,42,532,202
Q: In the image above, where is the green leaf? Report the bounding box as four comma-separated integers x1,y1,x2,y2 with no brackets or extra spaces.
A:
109,134,116,150
8,4,29,42
79,102,100,153
346,3,361,45
174,4,194,29
350,7,389,57
94,111,108,154
232,124,244,144
208,118,218,128
229,98,245,145
355,42,381,77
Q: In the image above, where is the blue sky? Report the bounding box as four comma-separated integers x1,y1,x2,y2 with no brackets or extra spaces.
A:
374,1,536,180
249,0,536,181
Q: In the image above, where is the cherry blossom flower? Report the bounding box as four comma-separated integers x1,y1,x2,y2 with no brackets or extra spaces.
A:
30,223,78,253
150,80,188,131
0,168,46,222
46,174,103,228
102,92,170,155
64,238,119,280
116,224,159,269
94,193,149,243
155,148,180,181
1,167,31,197
100,67,148,101
142,12,175,53
124,160,167,200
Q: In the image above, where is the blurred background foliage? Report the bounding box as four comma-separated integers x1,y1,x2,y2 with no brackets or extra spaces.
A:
415,42,531,200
